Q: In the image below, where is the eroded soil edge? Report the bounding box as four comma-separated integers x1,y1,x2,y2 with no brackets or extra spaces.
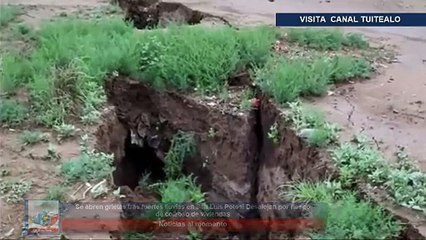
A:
94,75,332,238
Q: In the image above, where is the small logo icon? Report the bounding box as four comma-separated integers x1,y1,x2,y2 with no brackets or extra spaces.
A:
24,200,60,236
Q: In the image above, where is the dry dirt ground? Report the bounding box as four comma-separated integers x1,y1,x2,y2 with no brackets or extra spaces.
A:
0,0,425,239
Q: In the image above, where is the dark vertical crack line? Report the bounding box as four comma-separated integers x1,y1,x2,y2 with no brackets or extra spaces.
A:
240,86,267,240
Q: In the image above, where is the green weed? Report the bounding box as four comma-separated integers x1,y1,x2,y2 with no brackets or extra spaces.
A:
332,137,426,212
157,175,205,204
254,55,371,103
164,131,196,179
19,130,48,145
45,185,69,201
0,99,27,126
282,181,403,239
285,28,369,50
288,101,339,147
60,135,114,183
0,179,32,204
0,5,21,27
53,123,79,142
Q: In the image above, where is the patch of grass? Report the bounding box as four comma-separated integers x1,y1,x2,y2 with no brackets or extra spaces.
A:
60,135,114,183
19,130,48,145
0,54,33,93
254,55,371,104
146,175,206,221
0,179,32,204
281,181,403,239
237,25,278,66
138,25,274,93
0,5,21,27
164,131,196,179
2,17,276,127
45,185,69,201
285,28,369,50
333,136,426,212
0,99,28,126
288,101,339,147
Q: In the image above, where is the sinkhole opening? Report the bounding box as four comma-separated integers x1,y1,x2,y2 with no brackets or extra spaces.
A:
113,130,167,190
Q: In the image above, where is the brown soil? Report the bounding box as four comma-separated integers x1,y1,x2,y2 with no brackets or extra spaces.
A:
94,74,330,239
1,0,426,239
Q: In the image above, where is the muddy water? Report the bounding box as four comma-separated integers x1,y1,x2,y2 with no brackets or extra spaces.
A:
172,0,426,170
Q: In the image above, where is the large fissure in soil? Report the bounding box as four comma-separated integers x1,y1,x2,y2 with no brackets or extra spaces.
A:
113,129,167,190
116,0,234,29
95,75,331,239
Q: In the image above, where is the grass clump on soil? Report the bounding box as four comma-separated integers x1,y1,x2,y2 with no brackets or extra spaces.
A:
0,17,277,127
285,28,369,50
288,101,339,147
60,135,114,184
281,181,403,239
0,99,27,126
157,175,205,204
0,179,32,204
137,25,277,93
333,136,426,213
254,54,371,104
45,185,69,201
0,5,21,27
19,130,48,145
53,123,79,142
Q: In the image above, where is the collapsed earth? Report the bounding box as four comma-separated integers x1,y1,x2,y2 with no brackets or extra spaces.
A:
0,0,425,239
